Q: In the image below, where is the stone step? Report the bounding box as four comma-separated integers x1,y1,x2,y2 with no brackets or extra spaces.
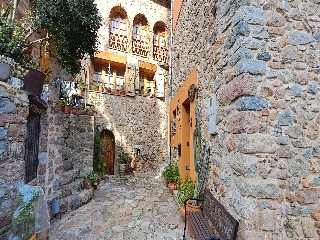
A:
60,169,80,185
61,179,84,198
60,188,94,213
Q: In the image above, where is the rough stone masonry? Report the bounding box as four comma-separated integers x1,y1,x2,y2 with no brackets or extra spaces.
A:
172,0,319,239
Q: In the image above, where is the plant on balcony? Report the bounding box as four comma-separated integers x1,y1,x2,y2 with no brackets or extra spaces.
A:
1,0,102,76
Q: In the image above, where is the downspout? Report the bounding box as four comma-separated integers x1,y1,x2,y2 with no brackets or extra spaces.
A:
168,0,173,163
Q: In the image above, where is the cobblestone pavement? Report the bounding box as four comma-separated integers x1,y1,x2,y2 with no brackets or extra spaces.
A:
48,172,192,240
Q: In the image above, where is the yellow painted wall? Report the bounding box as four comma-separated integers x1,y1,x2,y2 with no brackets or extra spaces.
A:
170,68,197,181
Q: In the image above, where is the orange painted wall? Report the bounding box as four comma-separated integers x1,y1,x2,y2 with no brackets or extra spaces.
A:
170,68,197,181
173,0,184,32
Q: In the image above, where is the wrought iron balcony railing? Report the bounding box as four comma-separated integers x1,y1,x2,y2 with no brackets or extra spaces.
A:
108,32,128,52
153,45,168,63
132,39,149,57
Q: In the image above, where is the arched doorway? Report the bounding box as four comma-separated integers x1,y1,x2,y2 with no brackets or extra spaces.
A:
101,130,115,175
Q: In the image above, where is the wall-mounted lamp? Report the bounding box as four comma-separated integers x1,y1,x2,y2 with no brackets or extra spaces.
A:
188,117,192,127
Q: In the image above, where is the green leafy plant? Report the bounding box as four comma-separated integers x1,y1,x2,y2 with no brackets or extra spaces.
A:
117,152,127,164
90,84,98,91
0,9,29,61
93,124,106,176
1,0,102,75
57,98,65,105
11,64,29,79
163,163,180,183
85,170,98,182
78,78,84,91
177,175,195,205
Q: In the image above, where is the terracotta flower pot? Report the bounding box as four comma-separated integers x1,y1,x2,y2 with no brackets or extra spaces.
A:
84,178,92,189
64,104,73,114
168,182,177,194
179,200,201,222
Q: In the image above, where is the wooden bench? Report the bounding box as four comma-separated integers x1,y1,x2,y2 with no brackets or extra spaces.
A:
183,188,239,240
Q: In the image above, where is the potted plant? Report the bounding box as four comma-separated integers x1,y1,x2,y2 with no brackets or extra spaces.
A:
77,78,84,96
84,172,92,189
120,85,126,96
117,152,127,176
142,88,151,97
163,163,180,194
85,171,98,189
57,98,66,112
177,175,201,222
63,94,73,114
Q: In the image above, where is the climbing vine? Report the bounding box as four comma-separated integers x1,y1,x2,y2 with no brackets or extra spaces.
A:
193,104,210,200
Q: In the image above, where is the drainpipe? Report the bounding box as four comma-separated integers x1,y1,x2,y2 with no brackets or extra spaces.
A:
168,0,173,163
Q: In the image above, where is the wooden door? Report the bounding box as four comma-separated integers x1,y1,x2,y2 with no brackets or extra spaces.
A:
101,130,115,175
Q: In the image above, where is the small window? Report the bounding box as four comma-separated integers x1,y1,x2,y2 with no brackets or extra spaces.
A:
133,22,147,42
93,66,102,84
154,29,166,47
111,16,127,36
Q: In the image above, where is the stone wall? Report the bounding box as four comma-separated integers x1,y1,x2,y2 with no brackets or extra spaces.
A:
39,87,94,201
172,0,319,239
0,82,29,237
89,92,168,172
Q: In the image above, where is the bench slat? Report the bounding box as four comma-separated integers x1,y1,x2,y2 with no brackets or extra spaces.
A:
187,211,214,240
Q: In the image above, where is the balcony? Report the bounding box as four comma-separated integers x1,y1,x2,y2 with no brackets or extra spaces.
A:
153,45,168,63
132,39,149,57
108,32,128,52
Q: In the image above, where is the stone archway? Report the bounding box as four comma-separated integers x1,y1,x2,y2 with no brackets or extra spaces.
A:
100,130,115,175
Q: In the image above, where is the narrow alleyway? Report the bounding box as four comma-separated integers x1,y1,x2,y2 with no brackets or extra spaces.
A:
48,172,191,240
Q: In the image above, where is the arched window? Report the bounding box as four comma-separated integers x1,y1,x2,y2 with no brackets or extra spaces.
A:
108,6,128,51
154,28,166,47
133,22,147,42
153,22,168,63
111,16,127,36
132,14,149,57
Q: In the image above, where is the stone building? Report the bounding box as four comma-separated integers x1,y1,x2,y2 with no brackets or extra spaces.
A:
84,0,171,174
0,0,170,238
170,0,319,239
1,0,319,239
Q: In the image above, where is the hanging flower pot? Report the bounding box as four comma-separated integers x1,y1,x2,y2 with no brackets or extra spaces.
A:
22,67,46,97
